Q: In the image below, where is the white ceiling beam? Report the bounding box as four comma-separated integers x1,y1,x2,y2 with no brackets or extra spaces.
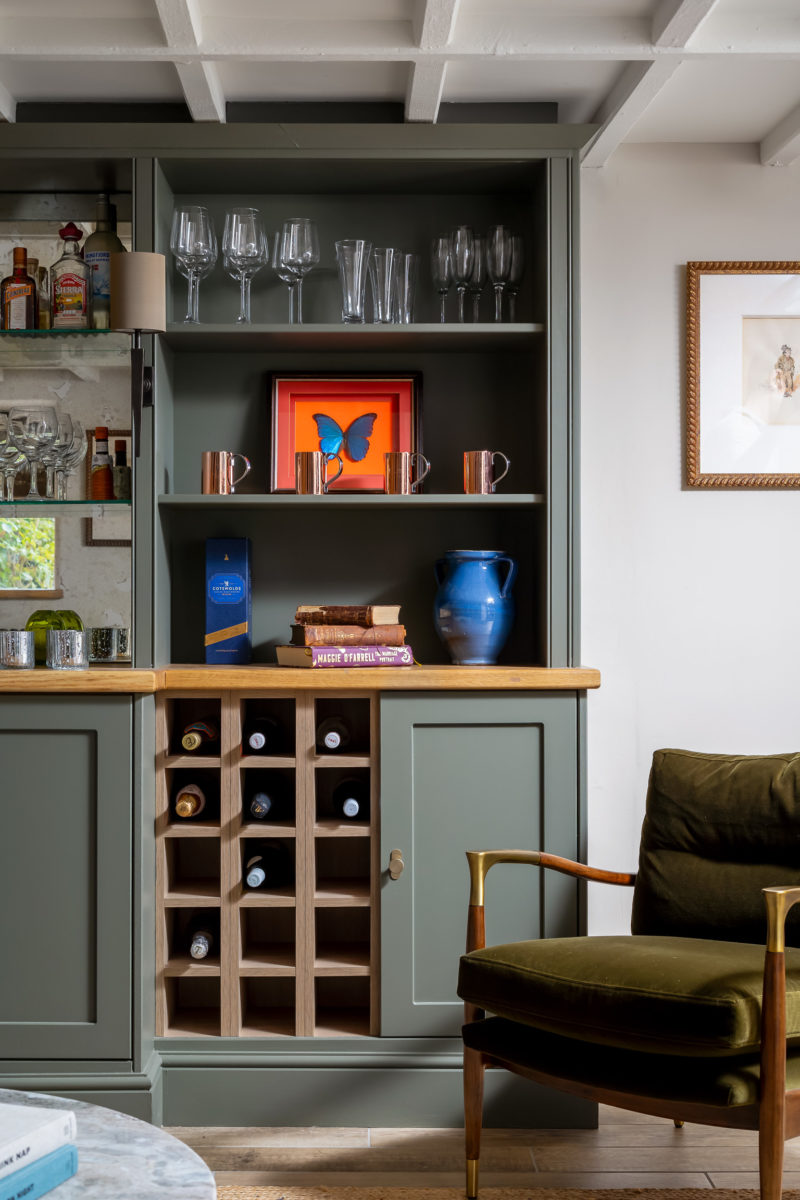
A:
761,101,800,167
152,0,225,122
153,0,202,47
414,0,460,50
405,59,447,122
0,77,17,123
652,0,719,48
581,59,681,169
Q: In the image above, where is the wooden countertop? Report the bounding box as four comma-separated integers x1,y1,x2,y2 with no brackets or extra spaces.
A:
0,664,600,693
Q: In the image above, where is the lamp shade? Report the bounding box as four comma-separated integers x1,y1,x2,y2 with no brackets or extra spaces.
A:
110,251,166,332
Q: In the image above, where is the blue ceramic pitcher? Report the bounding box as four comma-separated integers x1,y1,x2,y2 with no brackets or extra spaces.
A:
433,549,517,665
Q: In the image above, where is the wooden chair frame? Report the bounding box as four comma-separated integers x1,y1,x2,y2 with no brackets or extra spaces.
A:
462,849,800,1200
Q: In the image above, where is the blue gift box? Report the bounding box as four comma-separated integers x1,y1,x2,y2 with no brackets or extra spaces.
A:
205,537,252,664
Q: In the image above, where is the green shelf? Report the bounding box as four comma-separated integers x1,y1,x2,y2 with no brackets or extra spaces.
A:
161,323,543,353
158,493,544,510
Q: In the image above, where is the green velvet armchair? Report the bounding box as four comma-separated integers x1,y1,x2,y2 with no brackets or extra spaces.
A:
457,749,800,1200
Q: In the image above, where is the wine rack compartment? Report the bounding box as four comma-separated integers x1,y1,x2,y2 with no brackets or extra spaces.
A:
156,690,379,1037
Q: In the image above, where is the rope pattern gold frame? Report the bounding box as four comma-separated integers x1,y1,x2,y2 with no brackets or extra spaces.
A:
686,260,800,488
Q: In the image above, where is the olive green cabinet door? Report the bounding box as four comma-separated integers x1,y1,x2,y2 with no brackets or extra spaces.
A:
0,696,133,1059
380,691,580,1037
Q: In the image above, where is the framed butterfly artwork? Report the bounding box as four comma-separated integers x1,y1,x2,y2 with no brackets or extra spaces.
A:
269,373,422,492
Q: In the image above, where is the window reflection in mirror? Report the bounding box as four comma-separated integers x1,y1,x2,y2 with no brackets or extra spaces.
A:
0,517,56,592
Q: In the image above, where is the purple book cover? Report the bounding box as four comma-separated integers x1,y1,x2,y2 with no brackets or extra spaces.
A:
311,644,414,667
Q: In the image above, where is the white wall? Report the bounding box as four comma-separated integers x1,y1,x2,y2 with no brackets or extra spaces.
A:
581,143,800,933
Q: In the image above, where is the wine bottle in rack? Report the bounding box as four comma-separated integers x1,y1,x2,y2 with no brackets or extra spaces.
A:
331,777,369,821
316,716,351,752
181,717,219,752
188,921,215,960
244,840,291,889
173,783,206,819
243,716,281,754
248,789,284,821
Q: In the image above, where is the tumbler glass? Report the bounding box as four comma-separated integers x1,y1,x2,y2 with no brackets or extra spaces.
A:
46,628,88,670
335,239,372,324
368,247,396,324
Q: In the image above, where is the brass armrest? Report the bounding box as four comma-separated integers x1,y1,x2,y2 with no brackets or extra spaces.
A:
466,849,636,907
763,886,800,953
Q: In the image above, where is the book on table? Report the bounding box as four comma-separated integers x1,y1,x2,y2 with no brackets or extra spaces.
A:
276,644,414,668
0,1103,76,1183
290,623,406,647
294,604,401,627
0,1145,78,1200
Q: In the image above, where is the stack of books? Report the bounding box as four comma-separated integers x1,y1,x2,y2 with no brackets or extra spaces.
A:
276,604,414,668
0,1103,78,1200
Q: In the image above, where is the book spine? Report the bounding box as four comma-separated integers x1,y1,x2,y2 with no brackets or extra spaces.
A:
0,1145,78,1200
0,1116,76,1183
294,607,378,626
309,645,414,667
292,624,406,647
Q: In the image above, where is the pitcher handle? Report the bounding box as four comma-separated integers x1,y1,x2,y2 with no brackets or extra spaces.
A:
434,557,447,588
231,453,252,489
497,556,517,598
491,452,510,490
411,453,431,493
323,453,344,493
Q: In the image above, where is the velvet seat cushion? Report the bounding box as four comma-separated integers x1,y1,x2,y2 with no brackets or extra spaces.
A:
458,934,800,1056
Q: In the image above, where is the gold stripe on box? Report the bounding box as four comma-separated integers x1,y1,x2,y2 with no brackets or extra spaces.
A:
204,621,248,648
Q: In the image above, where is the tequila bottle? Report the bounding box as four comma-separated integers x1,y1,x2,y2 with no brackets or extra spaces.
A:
51,222,91,329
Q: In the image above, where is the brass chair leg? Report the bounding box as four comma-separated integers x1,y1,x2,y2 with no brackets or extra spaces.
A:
673,1119,685,1128
464,1045,485,1199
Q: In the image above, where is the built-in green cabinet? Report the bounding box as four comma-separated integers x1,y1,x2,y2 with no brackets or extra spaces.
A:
0,696,133,1060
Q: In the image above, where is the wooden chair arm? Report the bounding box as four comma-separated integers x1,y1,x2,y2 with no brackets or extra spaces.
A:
466,849,636,907
763,886,800,954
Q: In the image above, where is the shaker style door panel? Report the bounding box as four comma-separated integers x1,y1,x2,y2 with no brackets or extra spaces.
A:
0,696,133,1059
380,692,579,1038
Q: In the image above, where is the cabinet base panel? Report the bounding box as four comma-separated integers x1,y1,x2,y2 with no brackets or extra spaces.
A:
162,1066,596,1128
0,1067,163,1124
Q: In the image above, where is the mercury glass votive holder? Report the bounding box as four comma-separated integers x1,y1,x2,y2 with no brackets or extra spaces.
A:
89,627,118,662
116,627,131,660
46,628,88,670
0,630,35,669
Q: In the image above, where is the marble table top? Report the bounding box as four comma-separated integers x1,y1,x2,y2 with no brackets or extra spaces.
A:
0,1089,216,1199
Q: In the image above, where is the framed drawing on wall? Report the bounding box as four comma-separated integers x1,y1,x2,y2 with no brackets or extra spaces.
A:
83,428,132,547
270,373,422,492
687,261,800,487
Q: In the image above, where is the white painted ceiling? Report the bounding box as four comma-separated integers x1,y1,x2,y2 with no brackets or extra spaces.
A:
1,0,800,167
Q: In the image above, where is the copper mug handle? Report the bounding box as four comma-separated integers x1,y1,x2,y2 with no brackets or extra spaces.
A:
410,452,431,493
323,453,344,493
491,451,510,490
229,453,251,491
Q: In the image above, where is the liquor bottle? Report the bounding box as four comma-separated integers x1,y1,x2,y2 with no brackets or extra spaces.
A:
243,715,281,754
1,247,38,330
316,716,351,752
188,921,215,960
112,439,132,500
248,788,286,821
331,777,369,821
174,783,206,819
51,222,92,329
180,717,219,752
244,839,291,889
90,426,114,500
83,194,126,329
36,265,50,329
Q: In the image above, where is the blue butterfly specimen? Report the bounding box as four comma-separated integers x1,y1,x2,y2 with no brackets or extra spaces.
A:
312,412,377,462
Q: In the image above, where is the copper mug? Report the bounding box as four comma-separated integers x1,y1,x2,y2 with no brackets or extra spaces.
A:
384,450,431,495
295,450,344,494
201,450,252,495
463,449,511,494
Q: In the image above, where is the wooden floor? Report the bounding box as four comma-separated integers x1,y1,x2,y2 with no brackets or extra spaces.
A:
168,1104,800,1190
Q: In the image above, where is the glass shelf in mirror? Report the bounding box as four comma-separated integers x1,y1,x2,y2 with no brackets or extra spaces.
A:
0,330,130,367
0,500,131,517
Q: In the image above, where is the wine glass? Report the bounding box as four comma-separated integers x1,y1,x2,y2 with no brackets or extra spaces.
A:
39,411,73,499
279,218,319,325
0,412,26,501
486,225,514,322
449,226,474,323
467,234,486,322
170,205,218,324
222,208,268,324
8,405,58,499
431,236,451,323
57,421,88,501
506,234,525,322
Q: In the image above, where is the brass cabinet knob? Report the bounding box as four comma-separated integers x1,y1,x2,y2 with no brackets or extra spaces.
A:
389,849,405,880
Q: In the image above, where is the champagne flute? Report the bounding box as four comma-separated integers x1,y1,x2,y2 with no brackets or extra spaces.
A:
222,208,268,324
486,225,514,322
449,226,474,323
279,218,319,325
8,405,58,499
467,233,486,321
431,236,451,324
506,234,525,322
170,205,218,324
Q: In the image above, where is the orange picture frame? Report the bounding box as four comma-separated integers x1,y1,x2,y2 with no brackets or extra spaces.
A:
270,373,422,492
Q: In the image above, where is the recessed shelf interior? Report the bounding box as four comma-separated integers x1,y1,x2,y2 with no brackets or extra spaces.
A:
314,697,370,757
166,697,222,758
239,696,296,757
167,767,221,827
166,907,221,970
238,766,296,829
315,977,370,1037
164,977,220,1037
240,977,296,1037
164,837,221,900
240,907,296,973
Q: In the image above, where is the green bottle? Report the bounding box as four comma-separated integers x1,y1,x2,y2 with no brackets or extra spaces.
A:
57,609,84,631
25,610,65,666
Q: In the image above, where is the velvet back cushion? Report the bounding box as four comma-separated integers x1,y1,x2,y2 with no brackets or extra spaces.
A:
631,749,800,946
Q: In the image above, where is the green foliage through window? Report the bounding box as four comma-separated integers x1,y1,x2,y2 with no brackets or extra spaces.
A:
0,518,56,590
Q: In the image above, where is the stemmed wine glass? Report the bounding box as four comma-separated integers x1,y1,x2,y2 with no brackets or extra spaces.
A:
449,226,474,324
279,218,319,324
170,205,218,324
506,235,525,322
222,208,268,324
431,236,451,323
486,225,514,322
467,234,486,322
39,411,74,499
56,422,88,501
8,405,58,499
0,413,26,501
